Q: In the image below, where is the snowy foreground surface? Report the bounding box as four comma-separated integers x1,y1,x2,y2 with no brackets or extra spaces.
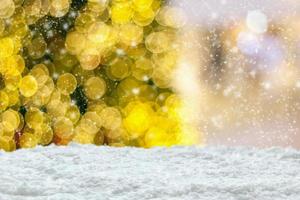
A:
0,144,300,200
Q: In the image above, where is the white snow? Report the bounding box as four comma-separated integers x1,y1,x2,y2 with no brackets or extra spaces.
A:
0,144,300,200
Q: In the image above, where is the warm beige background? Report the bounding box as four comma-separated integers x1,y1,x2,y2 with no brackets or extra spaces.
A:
174,0,300,148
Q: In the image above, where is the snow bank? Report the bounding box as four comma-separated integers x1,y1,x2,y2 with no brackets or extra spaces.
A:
0,144,299,200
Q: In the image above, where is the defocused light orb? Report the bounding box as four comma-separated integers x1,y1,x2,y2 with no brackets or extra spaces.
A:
246,10,268,34
258,36,284,71
237,31,261,55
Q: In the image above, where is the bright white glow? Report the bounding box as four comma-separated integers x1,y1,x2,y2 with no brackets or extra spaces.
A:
246,10,268,34
173,28,203,127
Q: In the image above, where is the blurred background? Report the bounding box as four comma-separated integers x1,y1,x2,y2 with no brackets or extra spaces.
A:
173,0,300,148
